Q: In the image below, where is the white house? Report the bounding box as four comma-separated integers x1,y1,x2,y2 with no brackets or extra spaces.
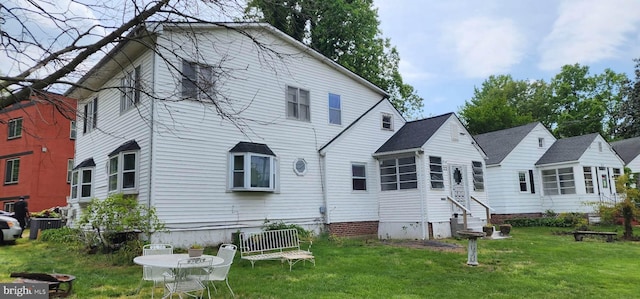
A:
477,125,625,219
65,22,406,246
611,136,640,174
535,133,624,212
372,113,489,239
474,122,556,216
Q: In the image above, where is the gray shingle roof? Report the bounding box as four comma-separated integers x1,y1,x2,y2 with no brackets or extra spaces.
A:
375,113,453,154
535,133,599,165
474,122,539,166
611,136,640,164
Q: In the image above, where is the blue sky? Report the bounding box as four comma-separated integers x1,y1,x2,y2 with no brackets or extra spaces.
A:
374,0,640,118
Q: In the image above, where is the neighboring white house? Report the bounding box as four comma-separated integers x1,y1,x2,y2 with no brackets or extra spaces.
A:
474,122,556,216
65,22,408,246
372,113,489,239
611,136,640,174
535,133,624,213
477,124,625,219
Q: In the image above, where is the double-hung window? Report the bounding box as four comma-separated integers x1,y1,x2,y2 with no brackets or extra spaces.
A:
429,156,444,189
380,156,417,191
542,167,575,195
83,98,98,133
352,163,366,191
229,142,277,191
120,66,141,112
70,121,76,139
67,159,74,183
381,113,393,130
182,60,214,100
519,170,536,193
4,158,20,184
472,161,484,191
8,118,22,139
287,86,310,121
329,93,341,125
71,169,93,199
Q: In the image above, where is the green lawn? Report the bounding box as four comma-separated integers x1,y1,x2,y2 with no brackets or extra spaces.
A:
1,226,639,298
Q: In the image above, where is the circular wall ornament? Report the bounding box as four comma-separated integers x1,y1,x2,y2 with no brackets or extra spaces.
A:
294,158,307,176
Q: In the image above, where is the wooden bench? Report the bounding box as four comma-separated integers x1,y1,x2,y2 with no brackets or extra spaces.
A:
239,228,314,270
573,231,617,242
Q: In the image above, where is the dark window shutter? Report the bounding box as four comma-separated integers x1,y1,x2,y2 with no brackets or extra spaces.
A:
93,98,98,128
529,170,535,194
83,104,88,133
134,66,141,104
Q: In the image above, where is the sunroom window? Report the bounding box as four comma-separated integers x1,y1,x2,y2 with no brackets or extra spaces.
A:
229,142,277,191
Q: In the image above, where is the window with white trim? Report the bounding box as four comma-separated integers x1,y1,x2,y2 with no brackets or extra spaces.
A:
70,168,93,199
120,66,141,112
230,153,277,191
182,60,215,100
108,151,138,193
328,93,341,125
83,98,97,133
472,161,484,191
381,113,393,130
538,138,545,148
67,159,74,183
4,158,20,184
293,158,307,176
380,156,417,191
542,167,575,195
8,118,22,139
584,167,594,193
352,163,367,191
518,171,529,192
70,121,76,139
429,156,444,189
287,86,310,121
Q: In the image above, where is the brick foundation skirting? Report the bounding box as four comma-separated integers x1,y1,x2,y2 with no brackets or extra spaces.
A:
490,213,543,224
328,221,379,237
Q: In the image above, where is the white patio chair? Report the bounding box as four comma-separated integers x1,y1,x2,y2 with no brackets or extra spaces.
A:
142,244,174,299
163,257,213,299
202,244,237,298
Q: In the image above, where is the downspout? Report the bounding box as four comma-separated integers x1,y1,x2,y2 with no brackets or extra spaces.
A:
417,151,427,240
147,46,156,211
319,152,329,226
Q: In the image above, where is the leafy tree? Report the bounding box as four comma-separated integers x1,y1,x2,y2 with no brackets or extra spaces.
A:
618,58,640,139
459,75,539,134
460,64,629,139
244,0,423,117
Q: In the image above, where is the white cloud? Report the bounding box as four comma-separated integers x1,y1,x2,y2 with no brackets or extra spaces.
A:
538,0,640,71
447,16,526,78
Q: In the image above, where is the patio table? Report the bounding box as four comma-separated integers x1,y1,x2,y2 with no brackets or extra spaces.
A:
133,254,223,268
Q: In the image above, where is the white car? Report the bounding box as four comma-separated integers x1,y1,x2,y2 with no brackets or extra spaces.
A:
0,215,22,244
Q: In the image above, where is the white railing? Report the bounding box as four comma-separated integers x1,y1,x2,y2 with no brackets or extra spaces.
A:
447,196,472,229
470,196,494,223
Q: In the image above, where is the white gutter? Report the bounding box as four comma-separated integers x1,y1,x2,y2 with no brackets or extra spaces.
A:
372,148,424,158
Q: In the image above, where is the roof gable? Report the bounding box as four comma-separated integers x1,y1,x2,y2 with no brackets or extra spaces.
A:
375,113,453,154
474,122,540,166
611,136,640,164
535,133,599,165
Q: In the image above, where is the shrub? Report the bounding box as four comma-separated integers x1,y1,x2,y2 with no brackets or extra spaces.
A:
39,227,82,244
78,193,165,252
262,219,312,240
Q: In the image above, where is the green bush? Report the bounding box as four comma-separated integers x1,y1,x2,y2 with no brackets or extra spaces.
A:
78,193,165,252
39,227,82,244
504,212,586,228
262,219,312,239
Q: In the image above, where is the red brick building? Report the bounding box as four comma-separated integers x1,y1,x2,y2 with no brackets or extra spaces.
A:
0,93,76,213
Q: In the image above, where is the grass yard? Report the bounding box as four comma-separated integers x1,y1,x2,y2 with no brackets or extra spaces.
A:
1,226,640,298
